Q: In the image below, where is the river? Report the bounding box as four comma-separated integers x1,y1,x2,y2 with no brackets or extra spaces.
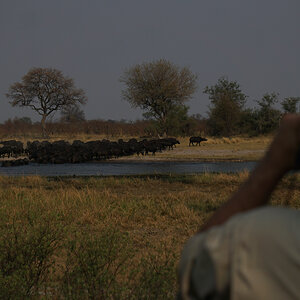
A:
0,161,257,176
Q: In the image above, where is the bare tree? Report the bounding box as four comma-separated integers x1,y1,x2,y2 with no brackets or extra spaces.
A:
120,59,197,136
6,67,87,136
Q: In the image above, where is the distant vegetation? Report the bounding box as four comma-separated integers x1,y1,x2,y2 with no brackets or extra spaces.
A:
120,59,198,137
6,67,87,137
0,117,206,139
4,62,300,139
205,77,300,136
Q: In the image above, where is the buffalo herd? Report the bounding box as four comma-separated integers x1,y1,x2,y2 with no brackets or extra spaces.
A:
0,136,207,166
0,138,180,166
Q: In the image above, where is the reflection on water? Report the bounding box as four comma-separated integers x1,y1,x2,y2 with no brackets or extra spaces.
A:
0,161,257,176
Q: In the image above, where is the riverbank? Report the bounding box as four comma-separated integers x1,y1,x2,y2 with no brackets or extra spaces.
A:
0,173,298,298
112,136,270,162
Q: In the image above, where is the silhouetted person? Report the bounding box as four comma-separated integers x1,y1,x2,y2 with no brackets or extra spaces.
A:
178,114,300,300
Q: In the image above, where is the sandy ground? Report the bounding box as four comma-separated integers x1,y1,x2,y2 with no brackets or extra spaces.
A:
112,147,266,162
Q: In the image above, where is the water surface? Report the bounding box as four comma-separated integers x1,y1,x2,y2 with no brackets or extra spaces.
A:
0,161,257,176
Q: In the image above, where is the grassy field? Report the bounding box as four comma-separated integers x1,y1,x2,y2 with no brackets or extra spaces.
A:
0,173,299,299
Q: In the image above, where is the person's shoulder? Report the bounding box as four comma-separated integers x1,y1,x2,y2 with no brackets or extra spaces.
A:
231,206,300,227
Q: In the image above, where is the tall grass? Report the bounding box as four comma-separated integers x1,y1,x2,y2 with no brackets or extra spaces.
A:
0,173,298,298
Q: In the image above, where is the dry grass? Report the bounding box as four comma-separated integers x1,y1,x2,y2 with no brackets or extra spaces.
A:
0,173,298,297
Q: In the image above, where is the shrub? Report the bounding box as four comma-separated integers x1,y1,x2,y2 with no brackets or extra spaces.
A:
60,228,131,299
0,211,63,298
127,242,178,300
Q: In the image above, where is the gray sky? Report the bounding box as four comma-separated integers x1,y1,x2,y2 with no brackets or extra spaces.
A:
1,0,300,122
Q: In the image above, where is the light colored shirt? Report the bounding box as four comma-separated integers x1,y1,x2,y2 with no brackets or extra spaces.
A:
178,206,300,300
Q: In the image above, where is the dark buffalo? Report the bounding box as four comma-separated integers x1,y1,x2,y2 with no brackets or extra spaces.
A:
159,138,180,150
1,158,29,167
189,136,207,146
0,140,24,158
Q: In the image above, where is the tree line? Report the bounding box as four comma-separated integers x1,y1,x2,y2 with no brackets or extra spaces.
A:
0,116,206,138
205,77,300,136
4,61,300,137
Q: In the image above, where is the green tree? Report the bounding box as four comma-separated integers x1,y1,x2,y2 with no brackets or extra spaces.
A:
6,67,87,136
255,93,281,134
204,77,247,136
143,105,190,136
120,59,197,136
237,108,258,136
281,97,300,113
163,104,191,136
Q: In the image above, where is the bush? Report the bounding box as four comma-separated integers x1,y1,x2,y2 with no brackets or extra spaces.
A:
127,242,178,300
0,211,63,298
60,228,132,299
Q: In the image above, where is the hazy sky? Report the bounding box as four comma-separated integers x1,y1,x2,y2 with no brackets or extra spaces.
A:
1,0,300,122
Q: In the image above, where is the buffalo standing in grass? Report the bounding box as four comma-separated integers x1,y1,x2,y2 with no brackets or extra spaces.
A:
189,136,207,146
